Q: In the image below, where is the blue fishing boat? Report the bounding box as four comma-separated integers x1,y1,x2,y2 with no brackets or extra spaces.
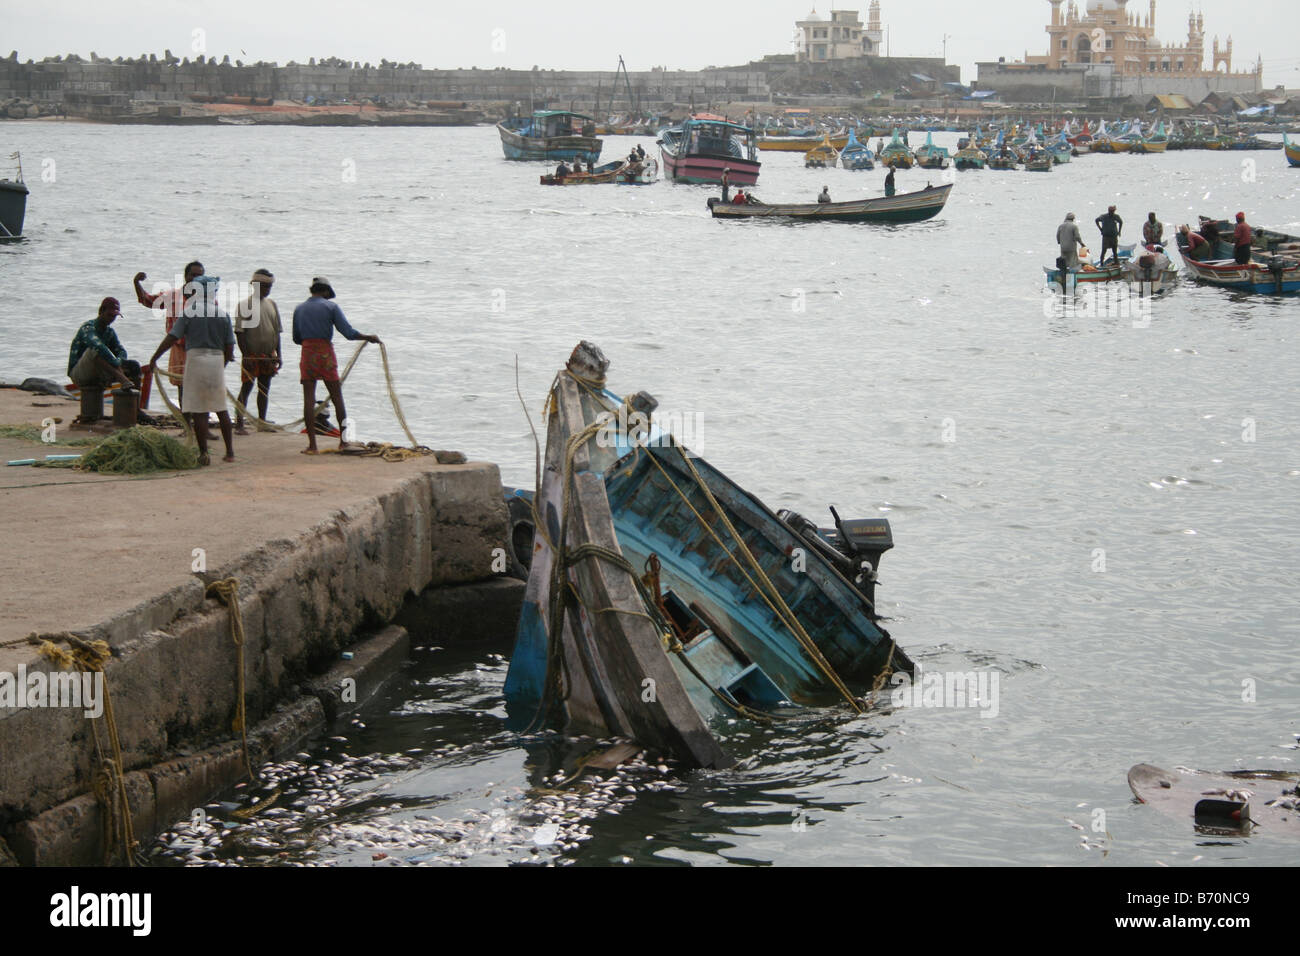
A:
1175,217,1300,294
839,129,875,170
504,342,911,768
497,110,602,163
877,128,914,169
912,131,950,169
1285,133,1300,168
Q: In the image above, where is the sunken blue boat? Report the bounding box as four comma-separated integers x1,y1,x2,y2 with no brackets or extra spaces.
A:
497,110,602,163
503,342,910,768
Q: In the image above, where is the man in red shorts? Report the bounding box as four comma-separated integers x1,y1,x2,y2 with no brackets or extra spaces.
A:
291,276,380,454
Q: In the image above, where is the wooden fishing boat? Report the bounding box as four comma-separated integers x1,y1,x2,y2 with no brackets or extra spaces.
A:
758,129,849,152
839,130,875,170
1023,151,1053,172
614,156,658,184
659,114,760,185
877,129,914,169
1130,122,1169,154
804,133,839,168
953,143,986,170
1285,132,1300,168
912,131,950,169
987,150,1019,170
1174,216,1300,294
707,183,952,224
498,110,602,163
1044,250,1177,294
539,160,627,185
503,342,912,768
0,156,27,241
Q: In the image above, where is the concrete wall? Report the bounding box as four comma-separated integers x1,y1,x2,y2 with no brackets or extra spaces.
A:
0,463,510,839
0,56,770,108
976,60,1261,102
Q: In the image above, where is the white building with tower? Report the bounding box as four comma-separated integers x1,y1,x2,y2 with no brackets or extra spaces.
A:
795,5,885,62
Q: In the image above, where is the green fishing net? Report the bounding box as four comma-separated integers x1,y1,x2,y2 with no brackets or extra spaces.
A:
64,426,199,474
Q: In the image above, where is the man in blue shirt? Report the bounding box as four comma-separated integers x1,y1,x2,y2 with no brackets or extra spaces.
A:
292,276,380,454
68,298,140,393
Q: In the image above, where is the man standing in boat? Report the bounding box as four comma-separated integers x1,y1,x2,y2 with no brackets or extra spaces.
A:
292,276,381,455
884,167,896,197
1056,212,1084,271
818,185,831,204
1232,212,1254,265
1095,206,1123,266
720,167,731,203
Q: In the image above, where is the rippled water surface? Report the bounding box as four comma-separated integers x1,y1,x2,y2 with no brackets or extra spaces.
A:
4,123,1298,865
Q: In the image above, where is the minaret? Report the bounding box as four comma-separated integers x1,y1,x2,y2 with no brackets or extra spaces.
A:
1049,0,1063,27
1148,0,1156,30
868,0,881,31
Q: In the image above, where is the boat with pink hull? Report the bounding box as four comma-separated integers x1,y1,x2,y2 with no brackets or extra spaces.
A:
658,113,760,185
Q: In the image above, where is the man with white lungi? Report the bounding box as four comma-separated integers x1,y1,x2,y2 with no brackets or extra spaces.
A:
147,274,237,465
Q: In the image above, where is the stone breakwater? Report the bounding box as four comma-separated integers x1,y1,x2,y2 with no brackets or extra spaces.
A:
0,420,524,865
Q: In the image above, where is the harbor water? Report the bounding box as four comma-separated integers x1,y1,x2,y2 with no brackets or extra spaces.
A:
2,124,1298,865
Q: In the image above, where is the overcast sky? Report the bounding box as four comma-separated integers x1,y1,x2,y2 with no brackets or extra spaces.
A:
7,1,1298,90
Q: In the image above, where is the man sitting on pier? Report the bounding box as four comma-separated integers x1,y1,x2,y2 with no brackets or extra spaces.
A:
68,297,141,391
292,276,381,455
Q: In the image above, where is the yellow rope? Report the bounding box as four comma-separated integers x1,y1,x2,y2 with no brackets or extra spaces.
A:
204,578,256,782
32,632,137,865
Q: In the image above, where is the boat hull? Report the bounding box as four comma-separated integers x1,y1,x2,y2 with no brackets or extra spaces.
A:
660,147,758,185
0,180,27,240
708,183,952,224
497,122,601,163
1175,222,1300,294
758,133,848,152
1286,135,1300,167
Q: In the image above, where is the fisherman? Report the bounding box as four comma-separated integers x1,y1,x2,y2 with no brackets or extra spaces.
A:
233,268,282,434
732,189,747,205
147,275,236,465
720,166,731,203
1200,218,1221,253
1095,205,1123,266
133,260,204,403
1179,224,1212,260
68,297,141,393
292,276,381,455
884,167,896,197
1232,211,1254,265
818,185,831,204
636,144,646,160
555,160,570,180
1142,212,1164,248
1056,212,1084,271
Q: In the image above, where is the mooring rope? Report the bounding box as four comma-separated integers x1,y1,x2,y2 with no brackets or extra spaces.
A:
31,631,137,866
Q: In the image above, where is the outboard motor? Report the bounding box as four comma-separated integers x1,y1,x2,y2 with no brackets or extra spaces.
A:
777,506,893,614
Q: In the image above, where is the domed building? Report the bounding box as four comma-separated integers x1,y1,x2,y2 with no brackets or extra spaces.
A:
795,4,885,62
1028,0,1252,78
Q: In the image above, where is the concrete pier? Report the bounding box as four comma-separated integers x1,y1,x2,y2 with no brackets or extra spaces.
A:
0,388,524,865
